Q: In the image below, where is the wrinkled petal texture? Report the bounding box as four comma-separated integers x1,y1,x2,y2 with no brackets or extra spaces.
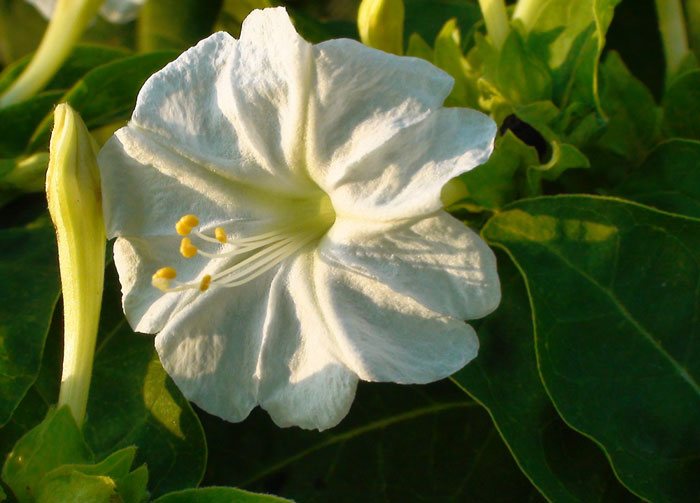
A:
99,7,500,430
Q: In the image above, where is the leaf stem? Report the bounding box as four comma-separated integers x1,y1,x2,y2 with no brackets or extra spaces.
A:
478,0,510,50
654,0,690,79
0,0,101,107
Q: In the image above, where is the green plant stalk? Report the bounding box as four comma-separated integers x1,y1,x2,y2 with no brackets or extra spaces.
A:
0,0,101,107
47,104,106,426
478,0,510,49
511,0,540,32
654,0,690,78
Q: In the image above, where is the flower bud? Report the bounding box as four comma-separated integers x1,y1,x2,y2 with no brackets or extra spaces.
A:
46,103,105,425
357,0,405,55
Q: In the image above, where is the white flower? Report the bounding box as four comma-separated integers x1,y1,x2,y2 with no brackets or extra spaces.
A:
26,0,143,23
98,7,500,430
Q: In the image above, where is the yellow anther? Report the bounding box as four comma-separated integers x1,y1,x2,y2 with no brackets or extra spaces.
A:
152,267,177,292
180,237,198,258
153,266,177,280
215,227,228,243
199,274,212,292
175,214,199,236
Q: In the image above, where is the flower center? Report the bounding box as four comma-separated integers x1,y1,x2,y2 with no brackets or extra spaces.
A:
152,194,335,293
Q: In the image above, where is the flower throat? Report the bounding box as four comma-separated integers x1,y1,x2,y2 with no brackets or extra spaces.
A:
152,195,335,293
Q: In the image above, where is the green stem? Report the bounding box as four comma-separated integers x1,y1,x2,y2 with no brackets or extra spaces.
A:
0,0,101,107
654,0,690,78
478,0,510,49
512,0,541,31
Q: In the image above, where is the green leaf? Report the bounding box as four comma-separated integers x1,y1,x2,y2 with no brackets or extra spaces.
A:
200,381,542,502
433,19,477,108
28,51,177,152
526,141,589,193
482,195,700,502
0,218,59,425
404,0,480,47
2,406,93,502
0,91,63,157
0,45,130,96
82,265,206,498
36,447,149,503
496,30,552,106
519,0,621,112
596,51,660,162
663,69,700,140
457,132,536,211
35,471,118,503
453,252,635,502
138,0,223,52
0,0,46,64
154,487,291,503
615,139,700,218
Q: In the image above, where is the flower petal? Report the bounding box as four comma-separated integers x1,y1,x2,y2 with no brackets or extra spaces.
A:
327,107,496,220
306,39,454,182
129,27,313,196
258,253,358,430
216,7,317,194
153,267,279,422
310,252,479,384
322,213,501,320
99,127,302,239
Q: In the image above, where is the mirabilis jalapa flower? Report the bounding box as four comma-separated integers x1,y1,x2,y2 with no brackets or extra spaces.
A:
99,8,500,430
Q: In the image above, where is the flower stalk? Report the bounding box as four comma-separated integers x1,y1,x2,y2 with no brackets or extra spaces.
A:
478,0,510,50
47,104,106,426
654,0,691,79
0,0,102,107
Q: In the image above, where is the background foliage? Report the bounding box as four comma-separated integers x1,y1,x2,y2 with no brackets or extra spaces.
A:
0,0,698,501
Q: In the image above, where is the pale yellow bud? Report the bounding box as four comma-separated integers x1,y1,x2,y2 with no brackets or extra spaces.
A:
47,104,105,426
357,0,405,55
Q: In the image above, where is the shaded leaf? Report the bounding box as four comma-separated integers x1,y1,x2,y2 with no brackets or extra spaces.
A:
0,91,63,157
0,218,59,425
201,381,542,502
596,51,660,162
154,487,291,503
615,139,700,218
663,69,700,140
483,195,700,502
138,0,223,52
454,252,636,502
